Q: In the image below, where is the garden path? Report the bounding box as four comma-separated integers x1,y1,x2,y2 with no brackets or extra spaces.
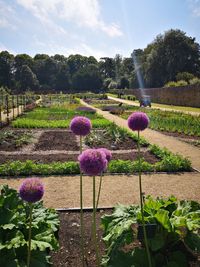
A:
108,96,200,116
0,172,199,208
81,99,200,171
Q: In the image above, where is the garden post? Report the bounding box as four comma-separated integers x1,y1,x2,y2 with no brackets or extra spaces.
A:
12,95,15,120
17,95,19,116
0,104,2,128
6,94,9,124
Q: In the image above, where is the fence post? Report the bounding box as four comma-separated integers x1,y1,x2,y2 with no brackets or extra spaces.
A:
21,95,23,113
24,95,27,110
6,95,9,124
0,104,2,128
17,95,19,116
12,95,15,120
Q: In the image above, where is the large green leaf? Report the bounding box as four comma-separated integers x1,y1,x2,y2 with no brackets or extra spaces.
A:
155,209,172,231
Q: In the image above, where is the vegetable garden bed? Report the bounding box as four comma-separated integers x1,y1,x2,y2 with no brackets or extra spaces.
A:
51,198,200,267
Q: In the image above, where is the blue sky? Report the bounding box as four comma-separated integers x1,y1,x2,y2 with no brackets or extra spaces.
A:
1,0,200,59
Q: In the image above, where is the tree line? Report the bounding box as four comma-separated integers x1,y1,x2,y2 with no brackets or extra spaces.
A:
0,29,200,94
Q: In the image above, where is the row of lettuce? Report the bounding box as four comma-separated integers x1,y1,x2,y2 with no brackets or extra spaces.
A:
0,144,191,177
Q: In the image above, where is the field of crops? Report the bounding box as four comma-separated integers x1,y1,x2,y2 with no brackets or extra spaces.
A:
0,93,199,267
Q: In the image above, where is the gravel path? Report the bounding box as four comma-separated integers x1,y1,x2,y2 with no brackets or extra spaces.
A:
0,172,199,209
108,96,200,116
81,100,200,171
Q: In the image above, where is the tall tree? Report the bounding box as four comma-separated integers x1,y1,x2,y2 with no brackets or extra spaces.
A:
19,65,39,91
99,57,115,79
14,54,33,82
0,51,14,89
143,29,200,87
72,64,102,92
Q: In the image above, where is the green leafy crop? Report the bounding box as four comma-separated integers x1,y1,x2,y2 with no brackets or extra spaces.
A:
101,196,200,267
0,185,59,267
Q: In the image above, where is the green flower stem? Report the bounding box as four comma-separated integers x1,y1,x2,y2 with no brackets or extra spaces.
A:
96,173,103,210
27,203,33,267
80,136,85,267
137,131,152,267
93,176,100,267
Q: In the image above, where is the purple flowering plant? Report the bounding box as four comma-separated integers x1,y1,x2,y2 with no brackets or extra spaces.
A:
78,149,108,176
70,116,92,136
128,111,152,267
19,178,44,203
78,148,110,266
128,111,149,131
70,115,92,267
19,178,44,267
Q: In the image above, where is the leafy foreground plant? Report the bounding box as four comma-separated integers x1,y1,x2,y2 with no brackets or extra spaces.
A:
0,185,59,267
101,196,200,267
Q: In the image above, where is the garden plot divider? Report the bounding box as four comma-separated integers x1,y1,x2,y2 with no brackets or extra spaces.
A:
0,94,38,127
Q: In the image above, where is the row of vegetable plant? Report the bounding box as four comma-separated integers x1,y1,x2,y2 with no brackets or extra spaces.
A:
95,101,200,137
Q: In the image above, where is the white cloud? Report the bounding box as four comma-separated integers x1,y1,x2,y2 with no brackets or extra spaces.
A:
188,0,200,16
0,1,18,30
16,0,123,37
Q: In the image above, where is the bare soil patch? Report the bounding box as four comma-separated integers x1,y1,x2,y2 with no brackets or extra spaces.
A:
85,129,141,150
34,131,79,151
0,151,158,164
51,211,107,267
0,130,33,151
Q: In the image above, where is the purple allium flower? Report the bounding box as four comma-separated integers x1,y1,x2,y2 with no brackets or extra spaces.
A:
97,148,112,162
19,178,44,203
128,112,149,131
78,149,108,176
70,116,92,136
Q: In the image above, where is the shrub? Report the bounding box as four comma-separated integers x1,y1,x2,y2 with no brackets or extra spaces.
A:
189,77,200,86
164,80,188,87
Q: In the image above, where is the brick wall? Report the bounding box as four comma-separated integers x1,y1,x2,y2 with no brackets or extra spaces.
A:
127,85,200,108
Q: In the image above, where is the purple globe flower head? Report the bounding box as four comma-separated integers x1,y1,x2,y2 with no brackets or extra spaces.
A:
78,149,108,176
128,112,149,131
70,116,92,136
97,148,112,162
19,178,44,203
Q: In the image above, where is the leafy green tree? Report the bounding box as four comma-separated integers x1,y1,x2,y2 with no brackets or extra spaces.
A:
14,54,33,82
55,64,71,92
67,54,88,76
19,65,39,91
99,57,115,79
72,64,102,92
0,51,14,89
119,76,129,89
143,29,200,87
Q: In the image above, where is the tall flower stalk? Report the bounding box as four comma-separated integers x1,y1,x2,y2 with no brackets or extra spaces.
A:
78,148,108,267
128,112,152,267
70,116,92,267
27,203,33,267
80,136,85,267
96,148,112,209
19,178,44,267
